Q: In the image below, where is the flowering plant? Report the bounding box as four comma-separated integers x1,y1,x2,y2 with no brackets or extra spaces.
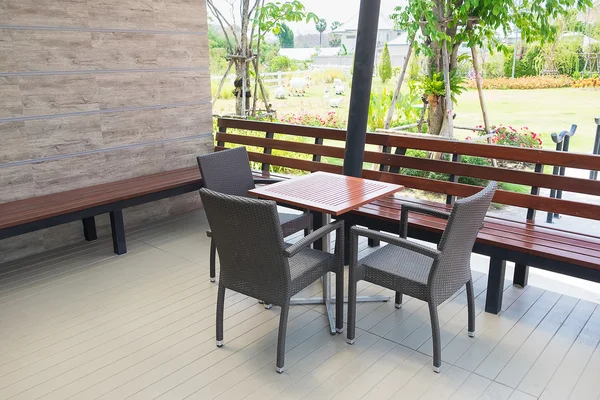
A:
277,111,347,129
471,125,543,149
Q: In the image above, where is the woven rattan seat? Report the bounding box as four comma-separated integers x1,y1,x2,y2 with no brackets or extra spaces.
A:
199,188,344,373
347,182,497,372
197,147,311,282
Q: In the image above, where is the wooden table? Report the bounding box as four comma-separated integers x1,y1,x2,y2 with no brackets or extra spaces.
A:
250,171,403,333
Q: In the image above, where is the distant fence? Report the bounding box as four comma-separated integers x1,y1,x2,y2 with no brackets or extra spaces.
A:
211,66,352,88
211,70,310,88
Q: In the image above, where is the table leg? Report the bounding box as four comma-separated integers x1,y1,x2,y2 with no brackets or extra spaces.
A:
290,212,389,333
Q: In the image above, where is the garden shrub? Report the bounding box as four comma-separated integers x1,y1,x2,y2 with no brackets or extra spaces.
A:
483,52,506,78
481,125,543,149
310,69,347,84
267,55,296,72
466,75,573,90
504,45,542,78
379,43,392,84
211,81,236,100
572,77,600,88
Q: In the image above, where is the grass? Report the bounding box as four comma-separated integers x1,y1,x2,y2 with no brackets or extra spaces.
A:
212,78,600,153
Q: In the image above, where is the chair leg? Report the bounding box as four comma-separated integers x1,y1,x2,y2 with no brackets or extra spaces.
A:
210,239,217,283
395,292,403,309
335,270,344,333
486,257,506,314
466,279,475,337
346,279,357,344
216,284,225,347
276,303,290,373
428,302,441,373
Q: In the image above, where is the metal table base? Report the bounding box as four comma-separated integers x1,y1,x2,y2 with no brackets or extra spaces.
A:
289,213,390,334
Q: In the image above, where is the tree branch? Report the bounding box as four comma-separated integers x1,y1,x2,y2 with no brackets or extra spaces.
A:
207,0,238,51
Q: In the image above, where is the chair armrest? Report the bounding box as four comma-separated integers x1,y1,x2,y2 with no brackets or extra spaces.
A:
253,177,285,185
401,203,451,220
399,203,451,238
284,220,344,258
350,226,441,260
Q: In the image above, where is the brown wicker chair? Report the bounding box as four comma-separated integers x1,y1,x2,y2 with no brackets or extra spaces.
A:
199,188,344,373
346,182,497,372
197,147,311,283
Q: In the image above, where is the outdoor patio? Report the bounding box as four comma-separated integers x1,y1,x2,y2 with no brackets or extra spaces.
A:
0,209,598,400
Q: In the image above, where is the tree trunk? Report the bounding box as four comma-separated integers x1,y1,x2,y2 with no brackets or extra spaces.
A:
233,0,251,116
471,46,497,166
213,59,234,107
427,94,445,135
235,60,244,115
384,39,414,130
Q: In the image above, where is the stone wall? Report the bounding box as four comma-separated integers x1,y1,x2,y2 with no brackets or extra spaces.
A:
0,1,213,262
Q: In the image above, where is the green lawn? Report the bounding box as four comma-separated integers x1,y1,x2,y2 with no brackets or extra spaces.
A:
453,88,600,153
212,79,600,154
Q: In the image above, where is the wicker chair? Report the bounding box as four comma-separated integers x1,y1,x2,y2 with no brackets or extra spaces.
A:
197,147,311,283
346,182,497,372
199,188,344,373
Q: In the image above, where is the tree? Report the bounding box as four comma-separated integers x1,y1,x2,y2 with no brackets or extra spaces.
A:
379,42,392,83
277,23,295,48
329,20,342,47
315,18,327,47
207,0,316,115
391,0,592,137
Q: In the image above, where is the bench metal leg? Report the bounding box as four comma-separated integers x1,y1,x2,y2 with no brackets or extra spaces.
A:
368,236,380,248
110,210,127,255
513,263,529,288
485,257,506,314
82,217,97,241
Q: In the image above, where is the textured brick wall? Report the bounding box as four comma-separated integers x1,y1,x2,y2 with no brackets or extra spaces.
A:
0,0,213,262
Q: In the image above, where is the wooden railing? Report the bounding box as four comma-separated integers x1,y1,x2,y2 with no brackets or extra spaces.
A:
217,118,600,221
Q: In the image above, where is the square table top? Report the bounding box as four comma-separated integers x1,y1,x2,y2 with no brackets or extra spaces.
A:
248,171,403,216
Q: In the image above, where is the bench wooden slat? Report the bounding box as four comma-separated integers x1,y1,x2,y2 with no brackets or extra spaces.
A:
215,146,344,175
0,167,277,230
219,118,600,170
215,133,345,159
373,196,600,255
355,202,600,269
219,119,348,142
361,169,600,221
364,151,600,196
379,196,600,248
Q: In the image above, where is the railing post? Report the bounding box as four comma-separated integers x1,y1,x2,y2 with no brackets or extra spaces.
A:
514,162,544,288
312,137,324,162
446,154,461,205
547,125,576,223
388,147,407,174
216,123,226,149
278,71,282,87
590,118,600,180
379,146,391,173
369,145,393,248
262,132,274,172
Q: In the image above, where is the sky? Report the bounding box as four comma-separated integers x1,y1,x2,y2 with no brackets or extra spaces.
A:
209,0,404,34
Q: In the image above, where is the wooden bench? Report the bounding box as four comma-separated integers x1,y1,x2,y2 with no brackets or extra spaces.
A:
217,117,600,314
0,166,279,256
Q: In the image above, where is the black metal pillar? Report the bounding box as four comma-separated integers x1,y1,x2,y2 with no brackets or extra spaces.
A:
342,0,382,177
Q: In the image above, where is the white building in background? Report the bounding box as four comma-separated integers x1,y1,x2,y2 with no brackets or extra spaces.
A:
278,47,342,61
336,13,403,53
377,31,411,67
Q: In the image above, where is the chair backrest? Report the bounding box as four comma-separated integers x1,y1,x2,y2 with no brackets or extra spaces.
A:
197,147,255,197
199,188,291,303
430,181,498,303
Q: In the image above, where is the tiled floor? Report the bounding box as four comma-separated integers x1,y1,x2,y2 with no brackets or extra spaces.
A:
0,211,599,400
